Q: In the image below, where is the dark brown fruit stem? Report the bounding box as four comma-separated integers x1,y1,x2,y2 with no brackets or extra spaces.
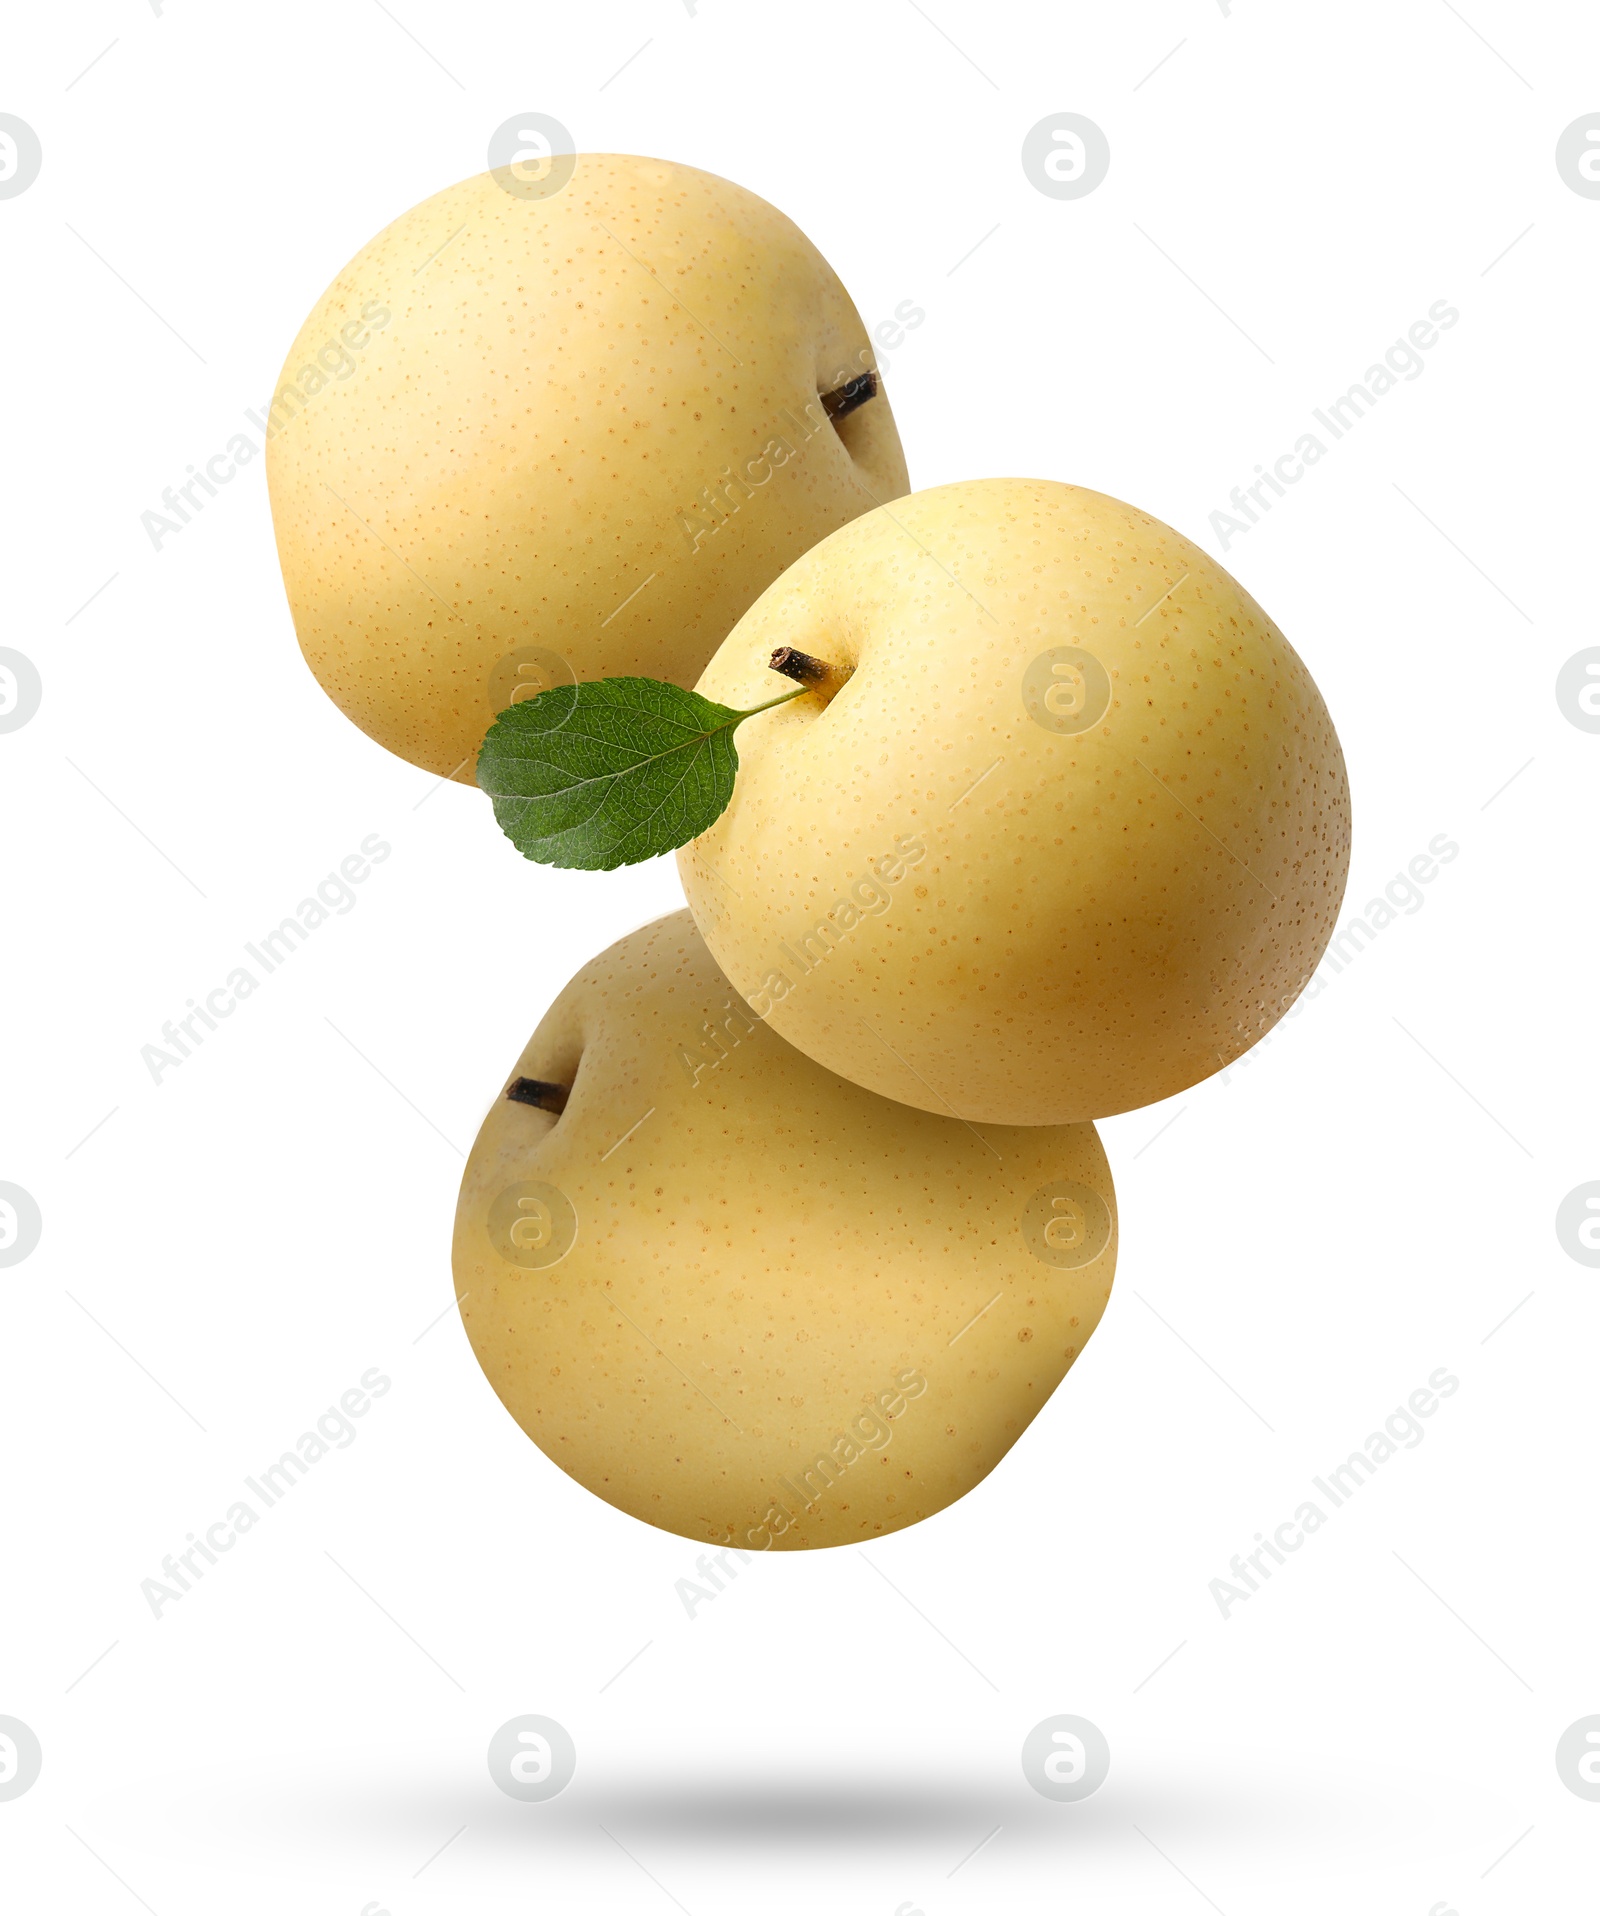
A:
506,1077,568,1114
769,646,846,690
820,369,878,422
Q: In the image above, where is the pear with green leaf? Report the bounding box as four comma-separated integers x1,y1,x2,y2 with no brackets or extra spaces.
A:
480,479,1350,1125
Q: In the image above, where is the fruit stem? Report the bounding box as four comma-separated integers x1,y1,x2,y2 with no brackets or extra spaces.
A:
767,647,850,699
506,1076,568,1114
820,369,878,422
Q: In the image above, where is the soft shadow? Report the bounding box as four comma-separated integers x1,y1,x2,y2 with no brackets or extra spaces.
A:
266,1758,1380,1855
100,1749,1473,1872
568,1771,1019,1843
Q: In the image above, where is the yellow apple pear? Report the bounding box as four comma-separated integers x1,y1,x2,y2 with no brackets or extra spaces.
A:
678,478,1351,1124
267,154,909,780
452,911,1116,1548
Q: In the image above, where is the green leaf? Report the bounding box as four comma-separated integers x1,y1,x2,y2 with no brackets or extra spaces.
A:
476,676,796,870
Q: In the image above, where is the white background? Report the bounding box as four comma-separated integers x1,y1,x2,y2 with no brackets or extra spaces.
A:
3,1,1596,1910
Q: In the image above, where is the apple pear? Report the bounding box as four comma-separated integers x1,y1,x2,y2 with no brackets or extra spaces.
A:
266,154,909,780
677,478,1351,1125
452,911,1117,1549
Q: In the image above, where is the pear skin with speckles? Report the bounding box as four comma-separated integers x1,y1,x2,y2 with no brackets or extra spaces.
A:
266,154,909,780
678,479,1351,1124
452,912,1116,1549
